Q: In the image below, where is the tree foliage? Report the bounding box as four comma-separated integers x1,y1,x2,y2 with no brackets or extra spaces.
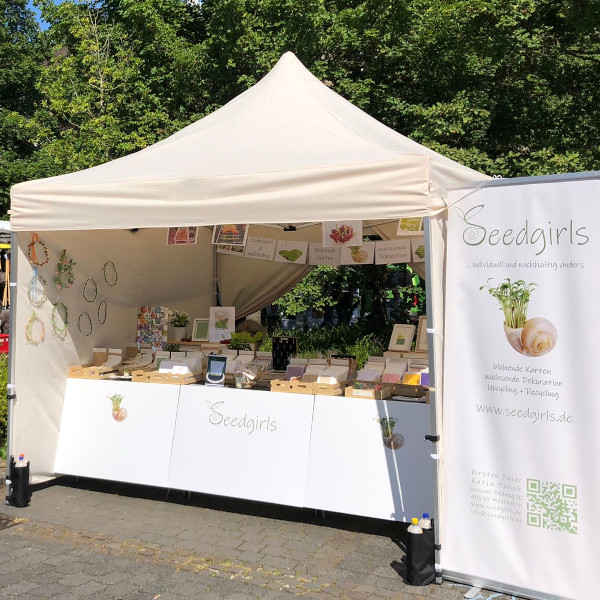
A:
1,0,599,218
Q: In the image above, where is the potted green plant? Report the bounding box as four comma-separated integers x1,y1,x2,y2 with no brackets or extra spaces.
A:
376,417,405,450
226,331,263,353
168,310,190,341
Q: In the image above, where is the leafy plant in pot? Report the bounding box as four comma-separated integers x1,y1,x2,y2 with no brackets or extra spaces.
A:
225,331,263,353
169,310,190,341
480,278,556,356
376,416,405,450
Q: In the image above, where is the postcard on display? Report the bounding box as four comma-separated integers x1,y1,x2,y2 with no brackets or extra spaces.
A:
243,237,277,261
212,224,249,246
166,227,198,246
208,306,235,342
308,243,341,266
388,323,416,351
340,241,375,265
215,244,245,256
322,220,363,247
411,238,426,262
275,240,308,264
396,217,424,236
375,239,411,265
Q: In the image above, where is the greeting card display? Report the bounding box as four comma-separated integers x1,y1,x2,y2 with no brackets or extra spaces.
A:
212,224,249,246
322,220,363,247
137,307,169,350
275,241,308,264
209,306,235,342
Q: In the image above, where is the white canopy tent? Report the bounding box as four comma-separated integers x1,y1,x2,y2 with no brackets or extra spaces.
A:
8,52,488,482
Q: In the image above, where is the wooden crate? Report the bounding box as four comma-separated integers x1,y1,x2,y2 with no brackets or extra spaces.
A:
132,370,151,382
391,383,426,398
144,370,203,385
312,381,344,396
68,365,117,380
290,381,313,394
345,386,392,400
270,379,293,393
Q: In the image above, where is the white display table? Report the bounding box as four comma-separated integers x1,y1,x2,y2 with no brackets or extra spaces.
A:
54,380,434,520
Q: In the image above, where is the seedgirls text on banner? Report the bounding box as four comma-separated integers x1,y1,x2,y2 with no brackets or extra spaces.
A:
441,177,600,600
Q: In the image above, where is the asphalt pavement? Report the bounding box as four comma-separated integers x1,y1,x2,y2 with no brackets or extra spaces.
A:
0,476,523,600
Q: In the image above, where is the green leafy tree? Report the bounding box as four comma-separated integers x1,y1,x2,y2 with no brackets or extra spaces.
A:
0,0,43,216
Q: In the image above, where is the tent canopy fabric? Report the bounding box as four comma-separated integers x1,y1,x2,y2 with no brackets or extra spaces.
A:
10,52,486,232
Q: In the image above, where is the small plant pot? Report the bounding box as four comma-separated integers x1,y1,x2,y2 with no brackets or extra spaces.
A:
503,323,524,354
171,326,187,341
382,433,405,450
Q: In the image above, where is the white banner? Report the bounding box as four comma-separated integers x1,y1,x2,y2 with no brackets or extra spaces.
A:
442,179,600,600
55,379,180,487
304,396,435,521
168,386,315,506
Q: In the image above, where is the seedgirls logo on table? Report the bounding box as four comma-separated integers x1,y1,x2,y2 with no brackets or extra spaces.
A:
454,204,590,256
206,400,277,434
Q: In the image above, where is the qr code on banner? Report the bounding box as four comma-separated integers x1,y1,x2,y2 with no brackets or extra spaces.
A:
527,479,577,534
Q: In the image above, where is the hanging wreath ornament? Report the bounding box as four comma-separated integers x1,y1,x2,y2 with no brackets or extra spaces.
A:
54,249,76,290
51,301,69,339
103,260,118,287
82,276,98,303
78,311,93,336
98,299,107,325
28,268,47,308
28,233,49,266
26,311,45,345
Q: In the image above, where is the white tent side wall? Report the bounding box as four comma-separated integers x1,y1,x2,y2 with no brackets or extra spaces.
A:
12,228,213,480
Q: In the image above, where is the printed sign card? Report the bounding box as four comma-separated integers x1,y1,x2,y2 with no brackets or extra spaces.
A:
322,220,363,247
208,306,235,342
396,217,424,236
309,244,341,266
375,240,411,265
215,244,245,256
166,227,198,246
411,238,426,262
340,241,375,265
275,240,308,264
212,224,249,246
243,237,277,261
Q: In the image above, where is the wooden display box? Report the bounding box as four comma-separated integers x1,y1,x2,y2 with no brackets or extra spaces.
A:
135,370,203,385
68,365,117,380
270,379,293,393
345,385,393,400
391,383,426,398
289,381,313,394
312,381,344,396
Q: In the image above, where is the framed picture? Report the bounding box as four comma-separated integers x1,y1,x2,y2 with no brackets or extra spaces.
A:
396,217,424,236
415,315,428,352
191,318,210,342
388,324,416,351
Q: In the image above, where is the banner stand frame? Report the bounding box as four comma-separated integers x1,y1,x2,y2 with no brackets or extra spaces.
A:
440,170,600,600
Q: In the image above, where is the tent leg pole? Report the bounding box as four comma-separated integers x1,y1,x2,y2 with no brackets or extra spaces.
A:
423,217,442,581
5,232,18,501
212,242,218,306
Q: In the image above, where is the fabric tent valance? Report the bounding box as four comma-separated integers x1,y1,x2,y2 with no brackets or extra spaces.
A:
10,53,485,231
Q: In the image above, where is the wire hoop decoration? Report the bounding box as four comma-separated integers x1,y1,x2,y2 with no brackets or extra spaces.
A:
103,260,118,287
98,300,107,325
54,249,76,290
82,276,98,303
28,234,49,266
28,268,47,308
51,301,69,339
26,311,45,345
78,312,93,336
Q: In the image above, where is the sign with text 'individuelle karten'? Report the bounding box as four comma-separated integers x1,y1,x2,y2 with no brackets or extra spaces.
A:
442,179,600,600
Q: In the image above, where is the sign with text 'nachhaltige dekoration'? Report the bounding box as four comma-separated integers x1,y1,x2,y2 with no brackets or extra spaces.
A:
442,179,600,600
